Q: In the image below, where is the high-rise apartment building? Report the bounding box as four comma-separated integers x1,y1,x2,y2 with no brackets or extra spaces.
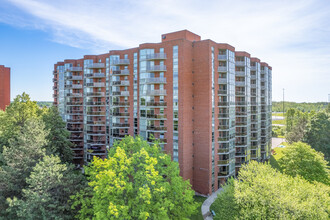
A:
0,65,10,111
52,30,272,195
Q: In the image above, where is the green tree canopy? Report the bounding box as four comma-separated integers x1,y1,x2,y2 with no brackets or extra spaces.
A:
7,155,86,220
0,93,44,153
278,142,329,185
72,136,198,219
42,107,73,163
304,111,330,161
0,118,48,217
211,161,330,220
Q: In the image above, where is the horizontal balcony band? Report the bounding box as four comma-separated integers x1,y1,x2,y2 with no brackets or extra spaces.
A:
146,53,167,60
85,73,105,78
66,75,83,80
112,91,129,96
112,80,130,86
112,69,130,75
86,63,105,69
112,59,130,66
146,65,166,72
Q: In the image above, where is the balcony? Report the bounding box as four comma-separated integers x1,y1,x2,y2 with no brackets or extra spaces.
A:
66,110,83,114
112,91,129,96
251,84,256,88
86,63,105,69
250,66,256,71
218,78,227,84
235,150,247,157
218,66,227,72
85,73,105,78
143,77,167,84
236,121,248,126
52,78,58,82
65,84,83,89
67,118,83,123
235,101,248,106
146,65,166,72
146,53,167,60
53,86,57,90
112,101,130,106
143,90,166,96
146,101,167,107
218,113,229,118
218,159,229,165
218,54,227,60
112,69,130,75
235,81,245,87
235,91,245,96
218,101,229,106
112,80,130,86
67,93,82,97
67,127,83,132
86,92,105,97
67,67,83,72
147,125,167,131
112,59,130,66
236,71,245,77
67,75,83,80
70,136,83,141
85,101,105,106
146,113,167,119
86,111,106,116
218,125,229,130
235,61,245,66
112,123,130,128
86,120,106,125
112,112,130,117
218,148,230,154
86,129,106,134
85,82,105,87
250,75,256,80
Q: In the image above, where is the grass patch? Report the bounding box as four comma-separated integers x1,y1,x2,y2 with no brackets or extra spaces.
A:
270,147,286,171
190,195,207,220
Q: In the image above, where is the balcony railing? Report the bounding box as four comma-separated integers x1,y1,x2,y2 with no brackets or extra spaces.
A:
67,75,83,80
218,78,227,84
112,101,130,106
112,123,130,128
67,93,82,97
67,67,83,72
235,61,245,66
146,101,167,107
112,69,130,75
112,91,129,96
250,66,256,71
147,126,167,131
65,84,82,89
112,80,130,86
146,65,167,72
235,81,245,86
218,66,227,72
143,90,167,96
146,114,167,119
112,59,130,66
236,71,245,76
112,112,130,117
218,54,227,60
86,63,105,68
218,159,229,165
86,92,105,97
85,73,105,78
143,77,167,84
146,53,167,60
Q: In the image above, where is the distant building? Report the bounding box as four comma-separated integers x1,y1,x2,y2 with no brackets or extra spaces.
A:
52,30,272,195
0,65,10,111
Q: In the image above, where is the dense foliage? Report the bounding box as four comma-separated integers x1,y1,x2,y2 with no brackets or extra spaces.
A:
272,101,328,112
72,136,198,219
277,142,329,185
304,111,330,161
211,161,330,220
0,93,82,219
7,156,85,220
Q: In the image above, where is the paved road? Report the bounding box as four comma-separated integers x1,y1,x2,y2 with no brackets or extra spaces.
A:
272,137,286,149
201,187,224,219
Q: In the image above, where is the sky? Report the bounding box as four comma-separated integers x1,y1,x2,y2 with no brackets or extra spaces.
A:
0,0,329,102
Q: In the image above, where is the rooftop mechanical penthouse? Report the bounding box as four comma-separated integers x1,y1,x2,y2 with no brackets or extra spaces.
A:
52,30,272,195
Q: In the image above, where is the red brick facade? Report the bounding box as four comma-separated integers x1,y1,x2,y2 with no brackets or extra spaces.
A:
0,65,10,111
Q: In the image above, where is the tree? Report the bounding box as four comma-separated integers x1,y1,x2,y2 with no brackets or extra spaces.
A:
211,161,330,220
7,155,86,220
0,118,48,217
304,111,330,161
42,107,73,163
0,93,44,153
72,136,198,219
278,142,329,185
210,178,239,220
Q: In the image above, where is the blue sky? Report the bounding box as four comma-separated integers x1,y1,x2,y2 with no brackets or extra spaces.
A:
0,0,329,102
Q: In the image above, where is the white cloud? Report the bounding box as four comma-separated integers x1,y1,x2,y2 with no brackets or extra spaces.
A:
1,0,330,102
